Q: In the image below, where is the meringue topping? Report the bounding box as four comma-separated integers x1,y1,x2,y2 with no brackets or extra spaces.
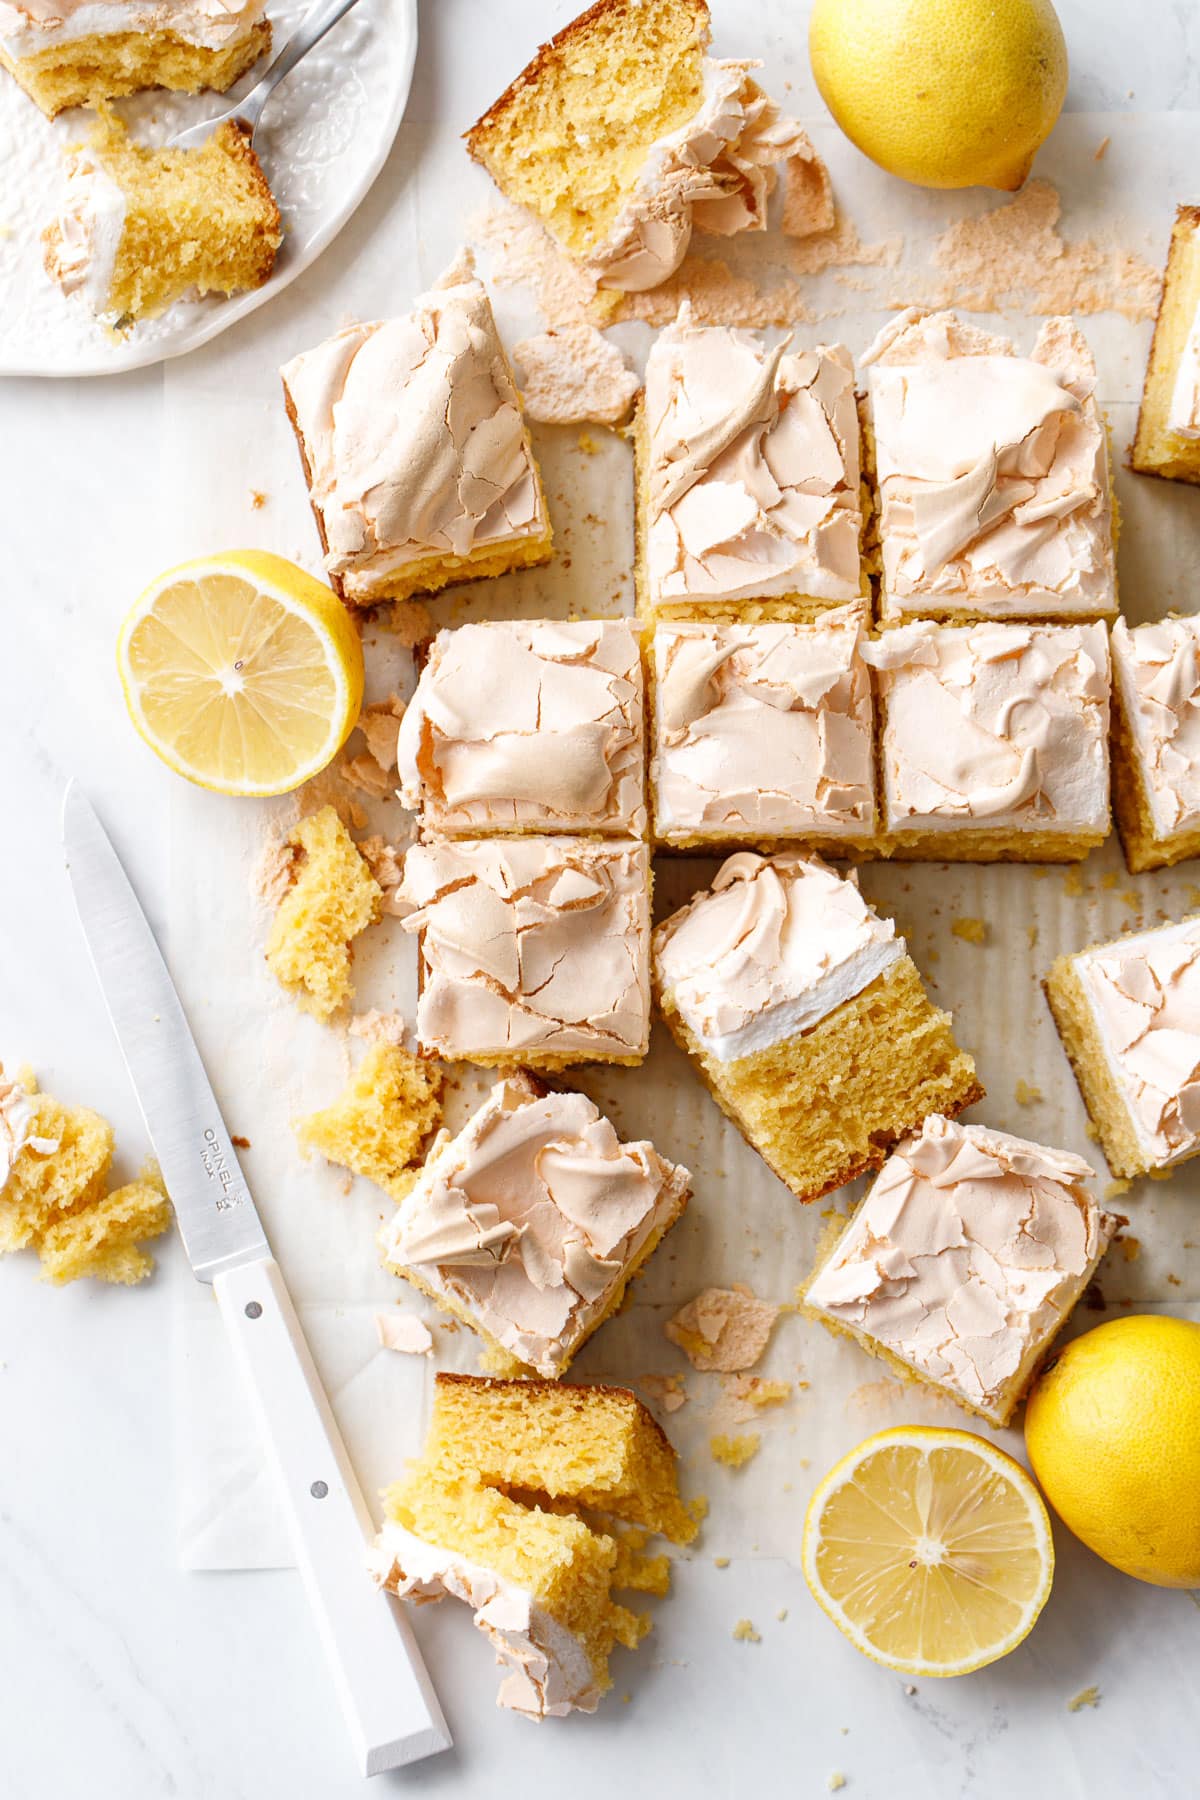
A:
864,310,1116,620
1111,615,1200,838
1072,918,1200,1170
280,253,546,603
397,620,646,836
644,310,862,611
806,1114,1117,1419
380,1075,690,1377
513,325,640,426
587,60,812,292
1166,302,1200,439
399,837,651,1060
0,0,265,54
42,145,126,319
651,606,874,838
0,1069,59,1195
653,852,903,1062
369,1520,600,1719
864,620,1111,836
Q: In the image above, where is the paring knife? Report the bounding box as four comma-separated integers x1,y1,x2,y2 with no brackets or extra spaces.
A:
61,781,450,1778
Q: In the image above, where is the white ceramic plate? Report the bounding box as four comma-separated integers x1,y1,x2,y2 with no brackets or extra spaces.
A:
0,0,417,377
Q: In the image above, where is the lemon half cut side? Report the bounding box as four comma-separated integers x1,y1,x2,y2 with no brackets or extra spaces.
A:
118,550,364,797
802,1425,1054,1677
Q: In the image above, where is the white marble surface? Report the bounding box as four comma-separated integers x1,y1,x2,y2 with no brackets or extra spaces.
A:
3,3,1200,1795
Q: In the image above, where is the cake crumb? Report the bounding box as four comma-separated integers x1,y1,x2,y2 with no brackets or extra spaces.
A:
1120,1233,1140,1260
577,431,600,455
1106,1178,1132,1201
251,825,300,909
776,1608,788,1622
713,1555,730,1569
639,1372,688,1412
355,835,407,915
230,1135,251,1150
950,916,988,945
357,695,406,775
1101,871,1120,889
666,1285,779,1372
1121,890,1141,913
1015,1080,1042,1106
341,753,395,800
1027,924,1040,948
781,133,835,238
905,1684,917,1696
250,489,268,509
376,1313,434,1355
1062,868,1086,898
385,600,435,650
710,1433,761,1468
348,1009,409,1047
732,1619,760,1643
687,1494,709,1524
729,1375,791,1413
514,323,640,425
1068,1686,1101,1712
1094,135,1111,160
828,1774,846,1791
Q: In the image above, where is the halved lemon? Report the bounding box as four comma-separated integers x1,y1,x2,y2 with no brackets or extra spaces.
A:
118,550,363,796
802,1426,1054,1677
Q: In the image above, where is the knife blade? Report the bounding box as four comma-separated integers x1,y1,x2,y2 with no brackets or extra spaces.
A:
62,781,450,1776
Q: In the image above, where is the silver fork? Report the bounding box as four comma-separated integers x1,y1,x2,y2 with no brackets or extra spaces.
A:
168,0,363,150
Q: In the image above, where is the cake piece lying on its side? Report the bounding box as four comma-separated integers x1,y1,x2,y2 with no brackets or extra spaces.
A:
803,1115,1121,1427
398,836,651,1068
1131,205,1200,485
649,603,875,851
864,620,1111,862
368,1372,693,1719
265,807,383,1021
0,0,270,118
0,1067,171,1285
397,619,646,838
862,309,1118,625
280,253,553,606
1110,615,1200,872
295,1044,445,1201
378,1074,690,1376
635,310,864,622
465,0,824,294
1044,916,1200,1179
43,114,280,324
653,853,982,1204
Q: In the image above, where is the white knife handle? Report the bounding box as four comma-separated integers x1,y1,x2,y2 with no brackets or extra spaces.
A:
214,1257,450,1776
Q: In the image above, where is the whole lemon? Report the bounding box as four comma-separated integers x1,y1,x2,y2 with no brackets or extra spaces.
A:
1025,1315,1200,1589
809,0,1068,191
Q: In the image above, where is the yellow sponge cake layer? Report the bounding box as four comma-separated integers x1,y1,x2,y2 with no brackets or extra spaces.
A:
2,19,268,118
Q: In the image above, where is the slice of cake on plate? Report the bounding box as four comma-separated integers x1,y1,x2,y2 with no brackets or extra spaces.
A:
280,253,553,606
864,619,1111,862
649,603,875,851
636,311,864,621
397,619,646,838
398,836,651,1068
0,0,269,118
465,0,825,294
803,1114,1121,1427
42,113,280,324
1110,614,1200,872
862,309,1117,625
1,1067,171,1284
1131,205,1200,485
378,1073,691,1376
265,807,383,1021
1044,915,1200,1178
652,852,982,1204
368,1373,693,1718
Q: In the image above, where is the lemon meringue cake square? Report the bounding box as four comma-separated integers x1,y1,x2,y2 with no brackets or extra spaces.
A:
863,309,1117,625
0,0,269,118
803,1115,1120,1426
378,1072,690,1376
652,853,982,1205
1044,916,1200,1179
864,619,1111,861
636,315,865,621
399,836,651,1067
1110,615,1200,872
42,113,280,324
649,603,875,850
280,254,553,607
397,619,647,838
465,0,821,294
1131,205,1200,485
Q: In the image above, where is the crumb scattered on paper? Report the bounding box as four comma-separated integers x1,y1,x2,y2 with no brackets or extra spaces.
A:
1120,1232,1140,1259
732,1619,760,1643
728,1374,791,1415
1106,1178,1132,1202
710,1433,761,1468
349,1009,409,1047
356,835,407,914
231,1135,251,1150
1015,1081,1042,1106
250,489,268,509
357,696,406,775
515,324,640,425
916,180,1161,321
1027,924,1039,949
714,1555,730,1569
639,1372,688,1413
687,1494,709,1524
1094,136,1111,161
781,134,835,238
341,752,395,800
828,1774,846,1793
951,916,988,945
473,203,605,329
251,827,299,909
1062,867,1086,898
1068,1686,1101,1712
666,1284,779,1372
776,1608,788,1622
385,600,435,650
376,1313,434,1355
